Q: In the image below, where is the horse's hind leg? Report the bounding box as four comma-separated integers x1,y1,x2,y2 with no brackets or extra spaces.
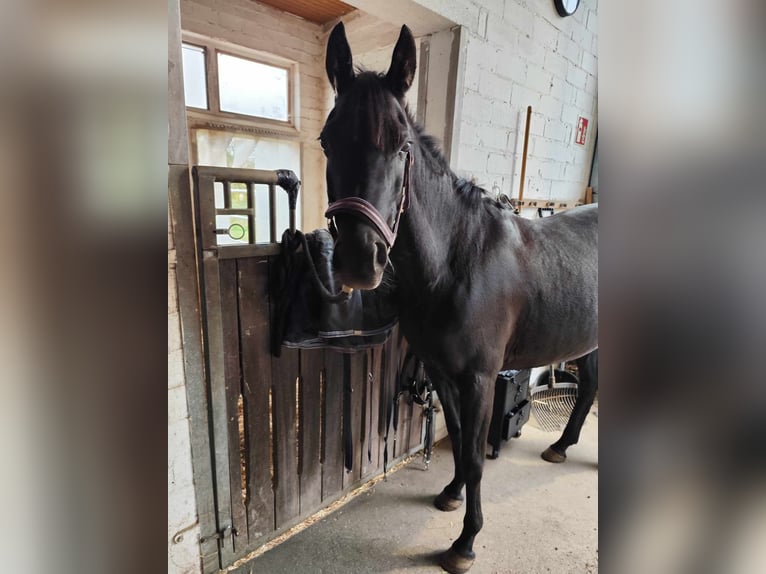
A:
433,380,465,511
440,374,493,574
542,350,599,463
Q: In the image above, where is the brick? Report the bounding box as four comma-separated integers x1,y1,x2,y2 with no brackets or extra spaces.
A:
516,32,544,66
543,50,569,79
464,58,481,91
480,125,512,150
569,21,589,46
526,66,554,94
537,94,563,119
168,383,191,424
524,176,552,199
487,13,517,46
168,269,178,315
168,347,186,390
528,112,546,136
488,152,513,173
533,18,559,50
491,102,519,129
510,83,539,109
496,51,527,83
168,417,196,493
458,145,489,173
566,64,587,90
587,9,598,33
478,8,489,39
557,35,580,64
467,37,499,72
169,312,182,353
576,89,595,112
531,138,567,162
463,90,494,123
551,180,581,200
527,159,562,180
544,118,570,142
582,51,598,76
503,0,535,33
585,73,598,95
480,69,513,103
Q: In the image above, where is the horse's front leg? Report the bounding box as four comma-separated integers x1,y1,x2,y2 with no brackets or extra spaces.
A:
432,379,465,511
440,373,493,574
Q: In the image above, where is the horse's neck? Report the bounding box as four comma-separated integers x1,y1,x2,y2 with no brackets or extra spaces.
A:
391,163,489,298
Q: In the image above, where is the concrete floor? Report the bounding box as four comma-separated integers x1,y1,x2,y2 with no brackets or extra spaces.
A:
246,409,597,574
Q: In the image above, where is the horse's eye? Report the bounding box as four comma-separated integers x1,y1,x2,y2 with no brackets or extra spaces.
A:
400,142,411,154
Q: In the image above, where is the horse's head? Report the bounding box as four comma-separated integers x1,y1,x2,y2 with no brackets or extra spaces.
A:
321,22,417,291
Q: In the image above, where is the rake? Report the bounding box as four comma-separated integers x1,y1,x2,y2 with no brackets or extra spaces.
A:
529,364,579,432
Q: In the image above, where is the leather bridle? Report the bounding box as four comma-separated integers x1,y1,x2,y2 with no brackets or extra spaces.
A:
325,150,413,252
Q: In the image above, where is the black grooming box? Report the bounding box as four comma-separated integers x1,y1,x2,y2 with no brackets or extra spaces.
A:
487,369,531,459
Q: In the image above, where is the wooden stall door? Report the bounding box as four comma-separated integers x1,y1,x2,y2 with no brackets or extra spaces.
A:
194,167,424,572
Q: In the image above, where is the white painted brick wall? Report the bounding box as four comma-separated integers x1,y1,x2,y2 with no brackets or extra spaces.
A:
417,0,598,206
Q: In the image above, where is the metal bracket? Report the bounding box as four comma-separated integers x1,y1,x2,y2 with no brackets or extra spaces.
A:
199,525,237,544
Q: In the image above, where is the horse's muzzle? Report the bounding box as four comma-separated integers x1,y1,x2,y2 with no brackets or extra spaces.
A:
332,233,387,290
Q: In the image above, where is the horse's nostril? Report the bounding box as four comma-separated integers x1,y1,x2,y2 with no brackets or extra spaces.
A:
375,242,388,267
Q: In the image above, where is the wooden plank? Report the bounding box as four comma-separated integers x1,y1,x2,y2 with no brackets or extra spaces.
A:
219,259,248,554
346,352,365,484
271,347,300,528
298,349,323,515
201,253,237,565
169,166,219,573
237,257,275,540
322,350,344,500
360,350,372,479
363,347,383,477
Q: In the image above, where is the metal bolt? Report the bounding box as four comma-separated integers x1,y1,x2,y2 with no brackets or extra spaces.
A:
172,533,184,544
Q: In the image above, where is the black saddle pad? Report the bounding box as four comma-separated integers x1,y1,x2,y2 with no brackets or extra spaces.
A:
270,228,398,355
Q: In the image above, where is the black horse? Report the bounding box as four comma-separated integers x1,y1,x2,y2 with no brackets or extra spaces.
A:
322,23,598,574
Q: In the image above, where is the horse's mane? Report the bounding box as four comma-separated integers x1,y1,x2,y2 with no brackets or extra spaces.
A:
347,71,506,211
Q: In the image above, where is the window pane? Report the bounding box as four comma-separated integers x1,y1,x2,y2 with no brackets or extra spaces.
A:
218,53,288,121
194,129,301,238
182,43,208,109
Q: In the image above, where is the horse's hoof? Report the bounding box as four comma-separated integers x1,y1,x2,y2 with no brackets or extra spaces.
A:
541,446,567,463
434,490,463,512
439,548,475,574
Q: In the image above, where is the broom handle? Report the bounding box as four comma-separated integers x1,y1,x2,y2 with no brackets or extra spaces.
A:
517,105,532,212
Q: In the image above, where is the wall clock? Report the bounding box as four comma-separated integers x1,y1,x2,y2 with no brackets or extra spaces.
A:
554,0,580,17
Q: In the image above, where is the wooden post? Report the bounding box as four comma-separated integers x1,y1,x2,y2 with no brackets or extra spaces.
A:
517,105,532,213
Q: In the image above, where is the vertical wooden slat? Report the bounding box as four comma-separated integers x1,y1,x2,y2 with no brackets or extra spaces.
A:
298,349,323,514
271,346,300,528
369,347,383,472
201,253,236,565
322,350,344,500
237,257,274,540
360,350,371,479
362,348,383,478
220,259,247,553
345,353,365,484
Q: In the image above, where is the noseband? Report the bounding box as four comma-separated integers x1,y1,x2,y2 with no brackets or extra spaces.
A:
325,150,413,251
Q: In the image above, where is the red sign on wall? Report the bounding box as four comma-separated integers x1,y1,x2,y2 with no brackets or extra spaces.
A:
575,116,588,146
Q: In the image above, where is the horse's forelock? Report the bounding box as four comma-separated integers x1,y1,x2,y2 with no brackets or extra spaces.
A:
342,73,407,152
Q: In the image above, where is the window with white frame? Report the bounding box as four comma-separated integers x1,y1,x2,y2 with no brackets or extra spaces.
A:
181,34,302,240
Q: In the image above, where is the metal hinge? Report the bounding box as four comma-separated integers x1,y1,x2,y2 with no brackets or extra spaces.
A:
199,525,237,544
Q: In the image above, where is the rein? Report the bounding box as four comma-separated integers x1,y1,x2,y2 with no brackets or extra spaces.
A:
325,150,413,252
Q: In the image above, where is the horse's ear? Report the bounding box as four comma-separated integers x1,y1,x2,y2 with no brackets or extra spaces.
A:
326,22,354,95
386,25,417,98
